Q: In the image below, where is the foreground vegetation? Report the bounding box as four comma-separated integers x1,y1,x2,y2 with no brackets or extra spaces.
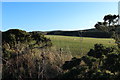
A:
46,35,116,57
59,44,120,80
2,29,72,80
2,29,119,80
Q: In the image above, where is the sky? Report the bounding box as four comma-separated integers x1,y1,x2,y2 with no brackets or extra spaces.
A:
2,0,120,2
2,2,118,31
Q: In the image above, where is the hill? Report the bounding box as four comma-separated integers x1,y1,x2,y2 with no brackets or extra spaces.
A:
46,28,111,38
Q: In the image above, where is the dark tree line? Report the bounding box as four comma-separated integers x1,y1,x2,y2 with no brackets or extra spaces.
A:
47,29,111,38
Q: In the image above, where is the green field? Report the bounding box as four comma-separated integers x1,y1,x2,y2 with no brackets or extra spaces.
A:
46,35,116,57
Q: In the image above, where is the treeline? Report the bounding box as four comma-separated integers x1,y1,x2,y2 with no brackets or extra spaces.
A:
46,28,112,38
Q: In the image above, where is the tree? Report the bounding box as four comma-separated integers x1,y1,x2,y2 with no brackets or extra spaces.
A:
94,14,120,78
103,14,119,26
94,14,120,48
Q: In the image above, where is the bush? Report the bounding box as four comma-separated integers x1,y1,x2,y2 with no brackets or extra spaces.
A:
60,44,120,80
2,29,52,61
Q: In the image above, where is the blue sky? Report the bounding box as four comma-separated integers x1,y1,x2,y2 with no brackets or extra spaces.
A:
2,0,120,2
2,2,118,31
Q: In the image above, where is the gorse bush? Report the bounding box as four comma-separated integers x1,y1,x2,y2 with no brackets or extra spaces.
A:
2,29,52,47
2,48,66,80
2,29,52,61
2,29,72,80
59,44,120,80
2,47,72,80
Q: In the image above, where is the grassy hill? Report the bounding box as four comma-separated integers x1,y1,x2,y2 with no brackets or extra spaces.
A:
46,28,111,38
32,27,120,38
46,35,116,57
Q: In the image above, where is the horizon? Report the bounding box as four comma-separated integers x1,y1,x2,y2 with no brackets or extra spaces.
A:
1,27,95,32
2,2,118,32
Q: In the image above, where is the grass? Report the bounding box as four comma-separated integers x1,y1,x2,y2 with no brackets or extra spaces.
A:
45,35,116,57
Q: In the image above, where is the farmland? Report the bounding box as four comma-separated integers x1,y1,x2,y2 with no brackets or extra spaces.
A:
46,35,116,57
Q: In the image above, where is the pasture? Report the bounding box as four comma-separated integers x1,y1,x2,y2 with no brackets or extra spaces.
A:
46,35,116,57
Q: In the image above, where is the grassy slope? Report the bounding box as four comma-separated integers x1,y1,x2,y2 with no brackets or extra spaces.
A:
45,35,116,57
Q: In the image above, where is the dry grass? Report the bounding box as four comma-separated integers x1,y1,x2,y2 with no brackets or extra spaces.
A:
2,46,72,79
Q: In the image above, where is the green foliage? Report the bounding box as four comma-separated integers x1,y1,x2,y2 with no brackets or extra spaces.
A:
60,44,120,79
87,44,114,58
2,29,52,61
94,14,120,48
3,29,28,43
103,52,120,73
62,57,81,70
103,14,119,26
